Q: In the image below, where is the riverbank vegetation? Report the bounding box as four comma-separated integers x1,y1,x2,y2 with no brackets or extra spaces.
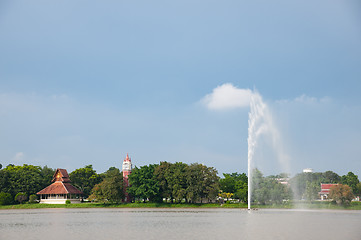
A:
0,162,360,208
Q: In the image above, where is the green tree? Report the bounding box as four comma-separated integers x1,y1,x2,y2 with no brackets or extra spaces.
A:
128,164,161,202
0,192,12,205
70,165,102,198
220,172,248,202
90,168,125,203
355,182,361,197
185,163,219,203
40,166,55,187
2,164,44,196
341,172,360,195
252,169,291,205
329,184,354,206
322,171,341,183
304,182,320,201
15,192,28,204
219,174,236,193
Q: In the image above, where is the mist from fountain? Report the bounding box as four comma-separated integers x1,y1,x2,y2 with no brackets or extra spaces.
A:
247,91,290,210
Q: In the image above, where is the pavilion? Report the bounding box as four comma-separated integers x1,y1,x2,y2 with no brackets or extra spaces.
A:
37,168,83,204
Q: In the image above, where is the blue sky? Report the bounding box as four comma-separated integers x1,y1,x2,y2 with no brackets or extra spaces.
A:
1,0,361,176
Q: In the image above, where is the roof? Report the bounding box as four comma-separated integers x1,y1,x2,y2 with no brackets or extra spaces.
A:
37,182,83,195
124,153,131,162
319,184,339,194
52,168,71,183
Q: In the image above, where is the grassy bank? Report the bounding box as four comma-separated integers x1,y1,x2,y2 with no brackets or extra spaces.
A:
1,201,361,210
0,202,248,209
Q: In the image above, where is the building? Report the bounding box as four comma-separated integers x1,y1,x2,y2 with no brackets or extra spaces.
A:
122,153,133,202
319,183,338,201
37,168,83,204
303,168,313,173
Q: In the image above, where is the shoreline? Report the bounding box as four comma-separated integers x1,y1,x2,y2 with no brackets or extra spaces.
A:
1,202,361,210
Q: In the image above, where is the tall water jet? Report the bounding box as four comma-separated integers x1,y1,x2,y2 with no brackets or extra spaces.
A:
247,91,289,210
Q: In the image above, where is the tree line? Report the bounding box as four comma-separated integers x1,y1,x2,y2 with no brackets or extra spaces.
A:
1,162,360,205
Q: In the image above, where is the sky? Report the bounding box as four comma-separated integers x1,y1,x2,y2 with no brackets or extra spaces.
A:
0,0,361,177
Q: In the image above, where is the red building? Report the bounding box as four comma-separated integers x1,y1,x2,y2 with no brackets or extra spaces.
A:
37,168,83,204
319,183,338,200
122,153,132,202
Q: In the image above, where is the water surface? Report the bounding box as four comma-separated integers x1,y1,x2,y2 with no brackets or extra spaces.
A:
1,208,360,240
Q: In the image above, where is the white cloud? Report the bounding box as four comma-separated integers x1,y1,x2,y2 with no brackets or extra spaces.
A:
201,83,253,110
276,94,332,105
13,152,24,163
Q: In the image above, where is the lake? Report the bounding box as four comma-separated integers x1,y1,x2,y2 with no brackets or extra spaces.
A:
1,208,360,240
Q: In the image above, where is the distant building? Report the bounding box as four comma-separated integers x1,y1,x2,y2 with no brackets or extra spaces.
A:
303,168,313,173
122,153,133,202
37,168,83,204
319,183,338,200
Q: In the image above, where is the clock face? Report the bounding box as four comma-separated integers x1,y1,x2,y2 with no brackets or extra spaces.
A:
123,162,131,171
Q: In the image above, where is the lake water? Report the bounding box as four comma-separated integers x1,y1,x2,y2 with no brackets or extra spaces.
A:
1,208,360,240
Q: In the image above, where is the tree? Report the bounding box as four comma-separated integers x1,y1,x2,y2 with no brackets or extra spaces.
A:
1,164,44,196
0,192,12,205
304,182,320,201
355,182,361,197
220,172,248,202
341,172,360,195
128,164,161,202
251,169,291,205
322,171,341,184
40,166,55,187
329,184,354,206
185,163,219,203
70,165,102,198
90,169,125,203
15,192,28,204
219,174,236,193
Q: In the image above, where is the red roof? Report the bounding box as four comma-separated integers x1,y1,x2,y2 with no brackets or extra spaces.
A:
37,182,83,195
320,184,338,193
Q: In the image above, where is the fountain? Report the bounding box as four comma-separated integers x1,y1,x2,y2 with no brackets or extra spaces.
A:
247,91,289,210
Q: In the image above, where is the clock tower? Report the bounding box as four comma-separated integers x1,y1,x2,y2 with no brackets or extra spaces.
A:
122,153,132,202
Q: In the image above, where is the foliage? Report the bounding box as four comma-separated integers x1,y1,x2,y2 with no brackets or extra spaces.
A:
329,184,354,206
90,168,125,203
0,164,50,197
70,165,102,198
29,194,38,203
154,162,188,203
219,172,247,202
186,163,219,203
289,171,342,200
65,200,71,204
15,192,28,204
341,172,360,195
252,168,291,205
304,182,320,201
0,192,12,205
128,164,162,202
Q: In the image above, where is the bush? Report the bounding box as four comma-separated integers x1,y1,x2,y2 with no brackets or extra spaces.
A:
15,192,28,204
329,184,354,206
0,192,12,205
29,194,38,203
65,200,71,204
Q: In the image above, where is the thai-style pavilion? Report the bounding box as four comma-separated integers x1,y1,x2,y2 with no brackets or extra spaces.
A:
37,168,83,204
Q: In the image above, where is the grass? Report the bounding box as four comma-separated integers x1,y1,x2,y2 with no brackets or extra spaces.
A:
1,201,360,210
